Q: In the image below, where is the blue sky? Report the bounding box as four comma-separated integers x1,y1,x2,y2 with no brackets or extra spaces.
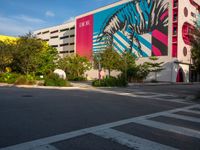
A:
0,0,119,36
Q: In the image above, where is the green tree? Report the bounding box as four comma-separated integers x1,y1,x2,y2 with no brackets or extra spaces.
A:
191,22,200,73
58,54,91,80
97,46,122,77
0,40,14,72
146,56,164,81
120,52,138,82
145,56,164,81
12,34,58,75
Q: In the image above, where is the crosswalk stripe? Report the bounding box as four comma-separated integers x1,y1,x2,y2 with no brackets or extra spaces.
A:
133,119,200,139
183,109,200,115
1,104,198,150
93,128,178,150
163,113,200,123
90,89,191,104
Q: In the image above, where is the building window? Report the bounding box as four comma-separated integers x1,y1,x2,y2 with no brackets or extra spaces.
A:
70,35,75,38
191,12,196,18
43,39,49,41
173,14,178,21
60,28,69,32
173,27,177,35
50,36,58,39
70,50,74,53
51,45,58,48
60,43,69,47
174,0,178,7
59,51,68,54
70,43,75,45
42,31,49,34
70,26,75,30
50,30,58,34
60,36,69,39
37,32,41,35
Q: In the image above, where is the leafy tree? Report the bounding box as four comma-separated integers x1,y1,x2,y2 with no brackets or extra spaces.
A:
97,46,122,77
145,56,164,81
120,52,138,82
58,54,91,80
12,34,58,75
191,22,200,73
136,63,150,82
0,40,14,72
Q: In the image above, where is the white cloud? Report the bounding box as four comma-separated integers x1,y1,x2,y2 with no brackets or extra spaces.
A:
0,15,46,36
13,15,45,24
45,11,55,17
65,17,75,23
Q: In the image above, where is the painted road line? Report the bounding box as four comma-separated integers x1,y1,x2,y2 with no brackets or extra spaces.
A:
93,128,178,150
0,104,198,150
184,109,200,115
90,89,191,104
133,119,200,139
163,113,200,123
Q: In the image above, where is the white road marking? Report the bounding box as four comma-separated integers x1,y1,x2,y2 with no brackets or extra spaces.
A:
184,109,200,115
90,89,191,104
0,104,199,150
93,128,178,150
163,113,200,123
133,119,200,139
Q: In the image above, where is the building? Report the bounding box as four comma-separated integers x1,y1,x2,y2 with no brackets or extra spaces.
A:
34,0,200,82
34,21,75,57
75,0,200,82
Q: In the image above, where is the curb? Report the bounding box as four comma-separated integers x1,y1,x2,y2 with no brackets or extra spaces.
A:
0,83,81,90
128,82,200,86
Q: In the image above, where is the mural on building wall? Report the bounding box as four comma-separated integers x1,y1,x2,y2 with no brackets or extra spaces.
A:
76,0,169,59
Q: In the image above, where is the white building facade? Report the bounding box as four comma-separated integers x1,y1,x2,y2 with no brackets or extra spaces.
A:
34,21,75,58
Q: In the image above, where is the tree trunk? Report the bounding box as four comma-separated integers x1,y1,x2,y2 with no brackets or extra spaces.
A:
108,69,111,77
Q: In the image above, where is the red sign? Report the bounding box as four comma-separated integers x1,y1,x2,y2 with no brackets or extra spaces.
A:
76,15,93,60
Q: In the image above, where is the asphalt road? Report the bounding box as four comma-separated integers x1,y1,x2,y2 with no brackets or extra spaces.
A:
0,85,199,150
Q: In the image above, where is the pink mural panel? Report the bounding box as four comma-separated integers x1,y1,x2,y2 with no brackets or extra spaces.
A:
76,15,93,59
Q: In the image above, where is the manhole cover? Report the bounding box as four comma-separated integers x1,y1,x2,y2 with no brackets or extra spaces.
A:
21,95,33,98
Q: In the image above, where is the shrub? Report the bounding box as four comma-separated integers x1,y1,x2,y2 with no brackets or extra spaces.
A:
15,75,36,85
92,76,127,87
69,76,86,81
44,73,71,87
0,73,20,84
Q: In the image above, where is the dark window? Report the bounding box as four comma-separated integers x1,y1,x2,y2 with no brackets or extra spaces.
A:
70,50,74,53
42,31,49,34
59,51,68,54
50,30,58,34
60,28,69,32
60,36,69,39
173,27,177,35
70,35,75,37
70,26,75,30
37,32,41,35
43,39,49,41
174,0,178,7
191,12,196,18
51,45,58,48
60,43,69,47
70,43,75,45
173,14,178,21
50,36,58,39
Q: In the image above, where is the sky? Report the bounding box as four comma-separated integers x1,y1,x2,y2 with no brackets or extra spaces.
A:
0,0,119,36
